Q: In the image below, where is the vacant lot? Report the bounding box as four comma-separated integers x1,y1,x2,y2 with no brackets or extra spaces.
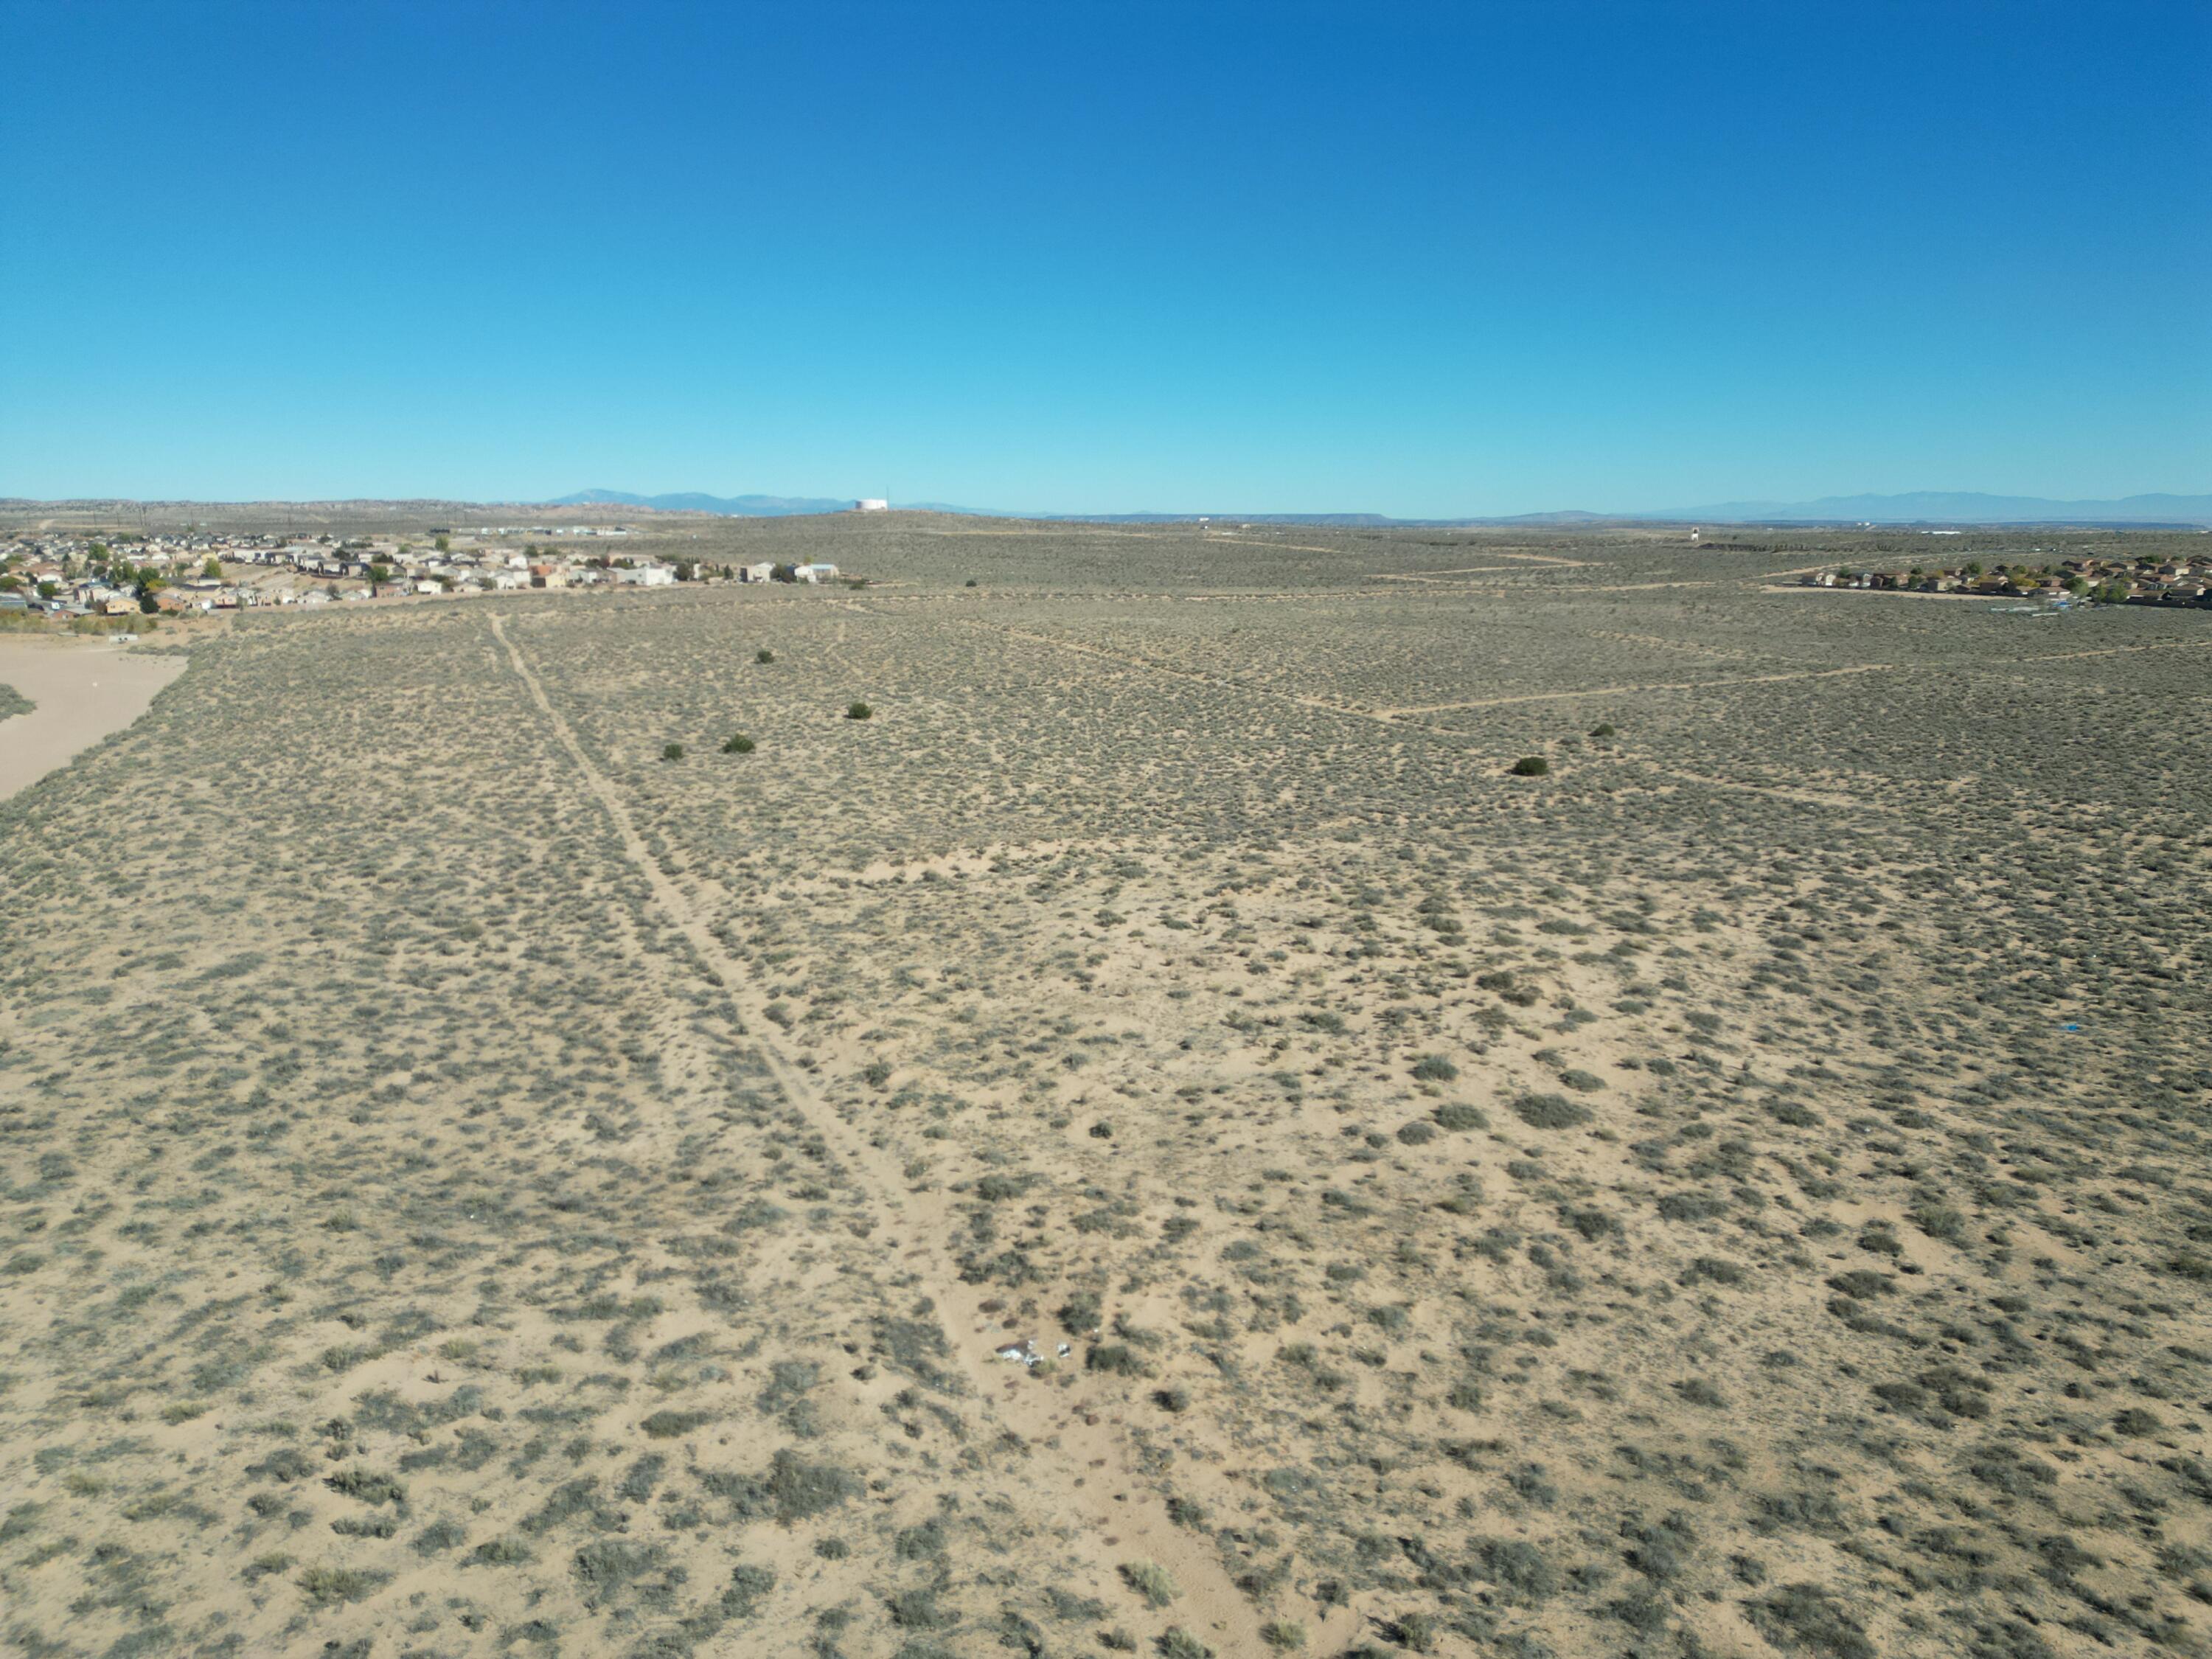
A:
0,641,187,802
1,517,2207,1659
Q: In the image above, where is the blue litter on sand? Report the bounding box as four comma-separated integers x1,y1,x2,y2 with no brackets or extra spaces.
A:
2060,1023,2081,1032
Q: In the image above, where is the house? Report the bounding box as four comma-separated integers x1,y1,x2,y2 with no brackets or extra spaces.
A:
488,570,529,591
615,566,675,586
737,562,774,583
528,563,568,589
801,562,840,580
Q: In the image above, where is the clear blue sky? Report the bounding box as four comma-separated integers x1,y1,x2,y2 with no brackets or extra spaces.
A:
3,1,2206,515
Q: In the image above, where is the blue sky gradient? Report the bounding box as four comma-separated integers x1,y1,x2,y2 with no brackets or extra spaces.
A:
3,0,2206,515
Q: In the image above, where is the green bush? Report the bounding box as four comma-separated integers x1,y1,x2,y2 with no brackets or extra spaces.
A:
1410,1054,1458,1082
1509,756,1550,776
722,733,754,754
1588,723,1615,738
1510,1093,1590,1130
755,647,775,663
846,701,873,720
661,742,684,761
1120,1559,1178,1607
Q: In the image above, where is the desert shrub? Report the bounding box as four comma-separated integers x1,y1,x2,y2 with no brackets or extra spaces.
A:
1089,1342,1149,1377
1559,1069,1605,1092
1560,1205,1621,1241
1160,1631,1213,1659
1433,1102,1488,1132
1260,1621,1307,1649
1389,1612,1438,1652
1511,1093,1590,1130
298,1565,388,1604
1047,1588,1109,1622
700,1448,860,1523
639,1410,711,1439
722,733,755,754
1509,757,1549,776
1674,1378,1727,1408
1682,1256,1745,1287
1908,1199,1966,1241
1121,1559,1178,1607
661,742,684,760
1410,1054,1458,1082
1746,1584,1874,1658
325,1468,405,1506
1397,1120,1438,1146
1474,1537,1559,1601
886,1587,949,1628
846,701,873,720
1589,723,1615,738
755,647,774,663
573,1539,662,1597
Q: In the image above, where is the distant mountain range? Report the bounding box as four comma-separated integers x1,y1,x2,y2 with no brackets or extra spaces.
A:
1629,492,2212,526
547,488,2212,527
549,488,858,516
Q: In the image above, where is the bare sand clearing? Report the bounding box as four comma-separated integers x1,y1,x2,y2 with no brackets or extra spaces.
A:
0,639,185,801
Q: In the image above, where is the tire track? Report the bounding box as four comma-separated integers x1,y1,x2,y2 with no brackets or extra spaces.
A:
487,614,1271,1655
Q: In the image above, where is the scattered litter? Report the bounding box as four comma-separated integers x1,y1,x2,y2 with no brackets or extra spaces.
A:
1057,1342,1072,1359
2060,1023,2081,1032
995,1340,1042,1368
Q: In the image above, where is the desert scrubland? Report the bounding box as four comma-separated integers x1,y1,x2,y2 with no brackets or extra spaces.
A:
1,514,2208,1659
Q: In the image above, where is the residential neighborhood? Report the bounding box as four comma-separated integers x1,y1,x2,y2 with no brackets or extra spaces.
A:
0,527,846,623
1803,549,2212,608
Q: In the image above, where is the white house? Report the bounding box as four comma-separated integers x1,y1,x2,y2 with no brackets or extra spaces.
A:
616,566,675,586
737,562,773,583
855,498,888,512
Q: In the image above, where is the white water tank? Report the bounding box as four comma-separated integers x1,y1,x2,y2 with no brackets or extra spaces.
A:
855,498,889,512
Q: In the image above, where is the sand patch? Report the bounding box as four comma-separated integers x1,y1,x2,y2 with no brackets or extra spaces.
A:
0,639,186,801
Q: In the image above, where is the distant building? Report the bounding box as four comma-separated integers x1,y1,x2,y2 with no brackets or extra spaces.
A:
854,498,889,512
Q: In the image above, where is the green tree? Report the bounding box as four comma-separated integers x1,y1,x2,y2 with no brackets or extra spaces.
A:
203,556,223,579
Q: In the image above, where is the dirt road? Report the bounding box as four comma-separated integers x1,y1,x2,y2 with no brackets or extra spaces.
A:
0,639,185,802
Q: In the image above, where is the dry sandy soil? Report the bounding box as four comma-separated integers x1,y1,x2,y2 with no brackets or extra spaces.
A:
0,640,186,802
0,515,2208,1659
